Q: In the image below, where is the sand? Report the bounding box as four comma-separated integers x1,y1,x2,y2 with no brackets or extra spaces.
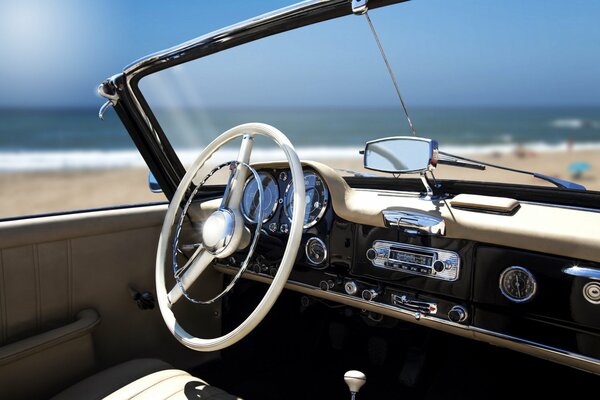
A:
1,149,598,219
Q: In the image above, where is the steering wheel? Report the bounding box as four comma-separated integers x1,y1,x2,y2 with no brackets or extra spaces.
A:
156,123,306,352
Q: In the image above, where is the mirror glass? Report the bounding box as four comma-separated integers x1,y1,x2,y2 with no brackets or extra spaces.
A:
148,171,162,193
364,137,435,173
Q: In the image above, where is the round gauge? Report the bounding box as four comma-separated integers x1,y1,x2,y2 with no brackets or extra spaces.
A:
305,237,327,267
241,172,279,223
284,171,329,228
499,266,537,303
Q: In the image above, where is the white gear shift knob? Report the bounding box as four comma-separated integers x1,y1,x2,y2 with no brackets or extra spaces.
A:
344,370,366,398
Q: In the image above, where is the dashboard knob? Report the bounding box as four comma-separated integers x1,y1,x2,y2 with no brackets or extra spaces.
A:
433,260,445,273
319,280,335,291
448,305,468,323
344,280,358,296
366,248,377,260
361,289,379,301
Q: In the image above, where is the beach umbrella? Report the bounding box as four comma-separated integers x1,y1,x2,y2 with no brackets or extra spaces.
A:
568,161,591,179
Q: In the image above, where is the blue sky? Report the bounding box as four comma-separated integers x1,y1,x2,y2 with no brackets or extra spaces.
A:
0,0,598,108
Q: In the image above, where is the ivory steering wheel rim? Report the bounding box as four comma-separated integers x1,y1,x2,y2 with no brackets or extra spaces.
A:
156,123,306,352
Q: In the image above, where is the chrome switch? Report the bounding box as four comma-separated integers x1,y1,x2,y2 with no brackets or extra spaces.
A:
448,305,468,323
344,281,359,296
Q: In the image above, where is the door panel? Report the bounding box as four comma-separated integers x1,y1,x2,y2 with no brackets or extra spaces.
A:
0,204,222,399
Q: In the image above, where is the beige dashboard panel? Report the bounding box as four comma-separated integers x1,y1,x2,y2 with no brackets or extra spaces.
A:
252,160,600,263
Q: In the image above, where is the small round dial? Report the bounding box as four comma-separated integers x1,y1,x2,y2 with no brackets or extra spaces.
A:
499,266,537,303
284,170,329,228
305,237,327,267
241,172,279,223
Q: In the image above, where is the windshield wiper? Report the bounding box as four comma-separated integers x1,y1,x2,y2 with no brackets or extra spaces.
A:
438,151,586,190
437,153,486,170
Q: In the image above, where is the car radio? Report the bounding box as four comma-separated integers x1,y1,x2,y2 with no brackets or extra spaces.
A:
366,240,460,281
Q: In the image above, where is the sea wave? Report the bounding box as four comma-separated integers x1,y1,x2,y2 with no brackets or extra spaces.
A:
550,118,600,129
1,141,600,172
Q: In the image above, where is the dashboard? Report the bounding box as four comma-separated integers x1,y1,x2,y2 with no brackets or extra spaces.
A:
214,162,600,375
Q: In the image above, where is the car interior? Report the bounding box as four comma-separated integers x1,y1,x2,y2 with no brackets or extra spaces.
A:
0,1,599,399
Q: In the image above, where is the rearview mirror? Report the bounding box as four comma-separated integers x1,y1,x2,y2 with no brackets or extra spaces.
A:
363,137,438,174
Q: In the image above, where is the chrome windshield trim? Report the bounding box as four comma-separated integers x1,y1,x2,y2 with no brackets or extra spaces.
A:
124,0,343,76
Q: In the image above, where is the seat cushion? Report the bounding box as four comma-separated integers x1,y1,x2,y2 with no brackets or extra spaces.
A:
51,358,239,400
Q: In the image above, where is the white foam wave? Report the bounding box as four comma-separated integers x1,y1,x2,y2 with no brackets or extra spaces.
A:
550,118,600,129
1,142,600,172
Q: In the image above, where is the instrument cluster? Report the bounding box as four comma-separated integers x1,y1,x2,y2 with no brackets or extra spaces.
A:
241,168,330,234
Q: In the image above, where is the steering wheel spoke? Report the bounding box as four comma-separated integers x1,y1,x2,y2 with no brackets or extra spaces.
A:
168,245,214,306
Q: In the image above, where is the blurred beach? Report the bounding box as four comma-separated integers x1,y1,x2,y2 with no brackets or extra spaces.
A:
1,107,599,219
1,147,598,219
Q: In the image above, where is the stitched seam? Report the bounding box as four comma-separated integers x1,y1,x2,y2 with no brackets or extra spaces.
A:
126,372,189,399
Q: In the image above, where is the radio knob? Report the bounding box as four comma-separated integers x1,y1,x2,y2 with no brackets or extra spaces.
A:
433,260,445,273
362,289,379,301
366,248,377,261
448,305,468,323
319,280,335,291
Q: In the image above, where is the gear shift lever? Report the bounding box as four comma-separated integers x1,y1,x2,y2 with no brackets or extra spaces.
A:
344,370,366,400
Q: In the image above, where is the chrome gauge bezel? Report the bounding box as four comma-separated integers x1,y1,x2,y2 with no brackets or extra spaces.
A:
305,237,328,268
284,170,329,229
241,171,279,224
499,266,537,303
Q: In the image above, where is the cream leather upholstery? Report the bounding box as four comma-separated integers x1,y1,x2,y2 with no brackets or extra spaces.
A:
51,359,239,400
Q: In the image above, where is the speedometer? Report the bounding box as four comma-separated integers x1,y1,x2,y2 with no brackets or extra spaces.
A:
284,171,329,228
241,172,279,223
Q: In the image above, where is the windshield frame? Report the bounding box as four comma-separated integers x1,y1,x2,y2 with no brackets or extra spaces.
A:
99,0,406,197
98,0,600,203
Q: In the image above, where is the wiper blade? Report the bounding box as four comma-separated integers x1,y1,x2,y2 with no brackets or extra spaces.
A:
437,154,486,170
438,151,586,191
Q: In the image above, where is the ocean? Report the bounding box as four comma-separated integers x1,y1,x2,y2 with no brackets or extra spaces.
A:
1,107,599,172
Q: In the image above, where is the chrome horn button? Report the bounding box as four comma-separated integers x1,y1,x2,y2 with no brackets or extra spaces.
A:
202,208,236,255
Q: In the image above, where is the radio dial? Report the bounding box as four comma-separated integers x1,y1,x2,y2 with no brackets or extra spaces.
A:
366,248,377,261
433,260,445,273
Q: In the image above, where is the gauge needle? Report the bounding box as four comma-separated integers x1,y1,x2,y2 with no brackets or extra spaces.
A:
515,278,522,297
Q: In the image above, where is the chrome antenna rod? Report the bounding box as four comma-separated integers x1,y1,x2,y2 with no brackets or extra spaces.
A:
352,0,417,136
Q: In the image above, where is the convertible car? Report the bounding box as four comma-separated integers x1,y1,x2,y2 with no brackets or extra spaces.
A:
1,0,598,399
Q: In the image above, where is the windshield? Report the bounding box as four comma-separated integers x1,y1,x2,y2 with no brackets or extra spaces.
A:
139,1,600,190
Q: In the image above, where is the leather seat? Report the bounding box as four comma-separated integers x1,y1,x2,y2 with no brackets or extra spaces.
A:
51,358,239,400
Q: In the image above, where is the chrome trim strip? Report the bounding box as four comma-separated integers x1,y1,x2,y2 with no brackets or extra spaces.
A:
563,266,600,281
215,265,600,375
124,0,341,76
